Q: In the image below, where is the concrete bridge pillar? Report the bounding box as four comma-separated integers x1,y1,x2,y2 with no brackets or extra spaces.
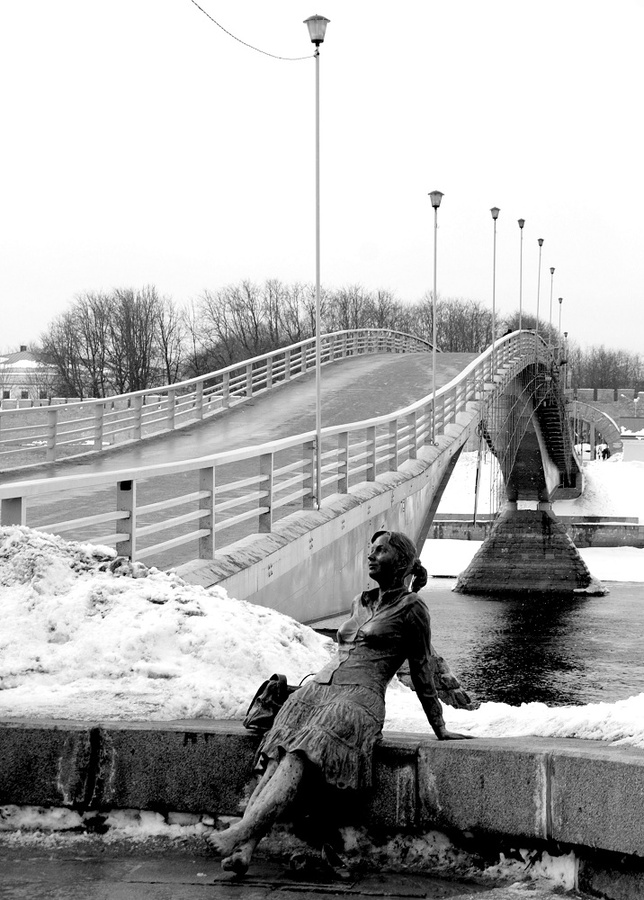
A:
454,504,606,596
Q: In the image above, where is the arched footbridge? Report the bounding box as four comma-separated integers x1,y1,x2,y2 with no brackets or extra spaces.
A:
569,400,622,457
0,330,581,619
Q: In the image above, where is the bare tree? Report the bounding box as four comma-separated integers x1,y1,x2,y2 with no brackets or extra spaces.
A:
371,290,403,329
76,292,111,396
198,288,239,368
42,286,176,398
262,279,285,348
300,283,327,338
280,282,311,344
41,293,112,398
156,295,185,384
181,299,211,377
105,287,159,393
328,285,372,331
227,281,267,357
568,344,644,390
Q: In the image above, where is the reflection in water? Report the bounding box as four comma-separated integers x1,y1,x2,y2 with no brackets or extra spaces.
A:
422,580,644,708
456,594,590,706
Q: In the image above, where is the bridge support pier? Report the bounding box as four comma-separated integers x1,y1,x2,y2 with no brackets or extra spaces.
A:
454,504,606,596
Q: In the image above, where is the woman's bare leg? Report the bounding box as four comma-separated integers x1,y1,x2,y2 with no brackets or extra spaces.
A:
208,752,305,868
244,759,279,815
218,759,279,874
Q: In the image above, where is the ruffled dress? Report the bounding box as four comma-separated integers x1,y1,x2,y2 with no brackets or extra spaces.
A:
257,587,445,791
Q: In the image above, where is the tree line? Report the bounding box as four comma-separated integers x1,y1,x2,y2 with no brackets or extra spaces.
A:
36,280,642,398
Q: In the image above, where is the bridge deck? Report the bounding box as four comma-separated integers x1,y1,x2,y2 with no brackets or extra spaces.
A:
0,353,475,568
0,353,475,485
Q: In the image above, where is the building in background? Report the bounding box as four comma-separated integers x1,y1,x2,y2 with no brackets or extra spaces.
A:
0,346,57,405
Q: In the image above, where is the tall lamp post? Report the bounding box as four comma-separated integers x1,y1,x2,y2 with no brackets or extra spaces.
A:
490,207,500,371
304,14,330,509
548,266,555,345
429,190,443,442
518,218,525,330
535,238,544,347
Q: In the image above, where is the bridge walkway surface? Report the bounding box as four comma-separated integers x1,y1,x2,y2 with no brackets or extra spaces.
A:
0,352,475,569
0,352,475,481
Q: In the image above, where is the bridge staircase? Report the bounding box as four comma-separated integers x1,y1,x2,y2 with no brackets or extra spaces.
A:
532,368,580,496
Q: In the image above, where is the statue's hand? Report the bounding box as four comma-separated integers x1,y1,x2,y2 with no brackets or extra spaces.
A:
436,728,474,741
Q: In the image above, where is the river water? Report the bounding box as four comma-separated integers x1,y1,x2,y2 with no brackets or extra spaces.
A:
316,580,644,708
423,579,644,707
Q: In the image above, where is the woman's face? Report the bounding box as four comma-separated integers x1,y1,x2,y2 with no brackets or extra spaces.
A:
367,534,400,585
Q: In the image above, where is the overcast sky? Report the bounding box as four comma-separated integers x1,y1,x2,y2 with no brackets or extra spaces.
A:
2,0,643,355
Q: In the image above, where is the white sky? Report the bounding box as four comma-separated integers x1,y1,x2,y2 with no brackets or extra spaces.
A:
1,1,643,354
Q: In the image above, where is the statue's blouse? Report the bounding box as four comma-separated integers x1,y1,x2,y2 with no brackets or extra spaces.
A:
313,586,445,732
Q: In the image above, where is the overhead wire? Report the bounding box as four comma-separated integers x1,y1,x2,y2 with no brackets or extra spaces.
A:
187,0,314,61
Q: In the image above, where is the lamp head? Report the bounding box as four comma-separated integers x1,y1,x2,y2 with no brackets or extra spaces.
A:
490,207,500,220
538,238,544,247
550,266,555,275
304,14,330,45
518,218,525,229
558,297,563,305
429,190,444,209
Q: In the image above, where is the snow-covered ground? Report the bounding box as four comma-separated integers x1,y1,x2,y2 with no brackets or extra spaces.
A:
435,449,644,523
1,454,643,747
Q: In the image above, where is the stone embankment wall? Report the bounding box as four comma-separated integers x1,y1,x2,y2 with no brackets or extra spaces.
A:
2,719,644,898
431,514,644,549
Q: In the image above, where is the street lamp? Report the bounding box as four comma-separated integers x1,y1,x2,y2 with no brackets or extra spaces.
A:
548,266,555,345
535,238,544,346
518,219,525,330
304,14,330,509
490,207,500,371
429,190,443,443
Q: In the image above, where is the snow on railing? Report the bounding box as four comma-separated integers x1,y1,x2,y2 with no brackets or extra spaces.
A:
0,332,553,568
0,329,430,468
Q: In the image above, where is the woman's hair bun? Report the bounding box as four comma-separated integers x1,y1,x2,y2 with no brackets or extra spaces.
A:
411,558,428,590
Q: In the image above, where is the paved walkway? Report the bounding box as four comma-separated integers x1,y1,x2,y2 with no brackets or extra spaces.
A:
1,352,475,483
0,849,583,899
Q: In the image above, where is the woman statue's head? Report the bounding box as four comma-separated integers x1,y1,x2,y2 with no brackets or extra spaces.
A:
368,530,428,590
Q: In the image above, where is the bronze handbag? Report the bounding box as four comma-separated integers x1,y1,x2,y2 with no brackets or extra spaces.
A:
242,673,299,733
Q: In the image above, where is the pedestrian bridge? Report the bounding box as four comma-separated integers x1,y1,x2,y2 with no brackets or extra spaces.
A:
0,329,580,619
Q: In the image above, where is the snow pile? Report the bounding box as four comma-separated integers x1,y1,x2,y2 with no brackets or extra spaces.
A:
385,679,644,748
0,527,333,721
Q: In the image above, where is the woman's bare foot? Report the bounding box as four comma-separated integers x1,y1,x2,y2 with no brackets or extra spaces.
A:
205,824,243,859
221,840,257,876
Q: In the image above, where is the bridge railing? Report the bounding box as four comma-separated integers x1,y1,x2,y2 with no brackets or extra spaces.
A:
0,329,430,470
0,332,553,566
